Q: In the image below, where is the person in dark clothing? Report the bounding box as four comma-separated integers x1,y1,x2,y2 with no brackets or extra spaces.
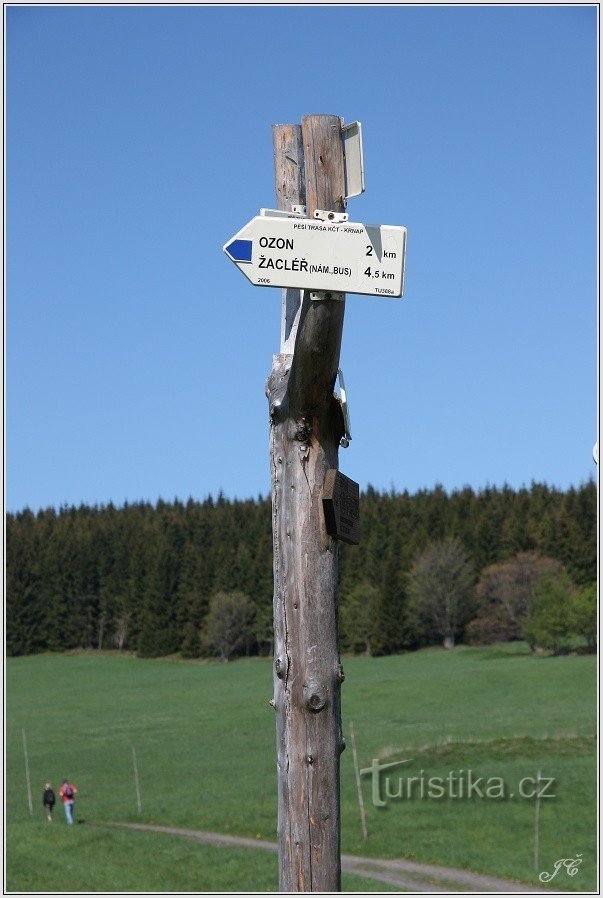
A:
43,783,56,822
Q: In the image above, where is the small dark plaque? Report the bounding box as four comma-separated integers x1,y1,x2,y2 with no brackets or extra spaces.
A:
322,469,360,545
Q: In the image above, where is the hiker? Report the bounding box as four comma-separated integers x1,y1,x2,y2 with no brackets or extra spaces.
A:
42,783,56,822
59,779,77,824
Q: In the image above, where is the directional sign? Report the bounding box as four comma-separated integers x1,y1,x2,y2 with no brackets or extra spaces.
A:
223,215,406,298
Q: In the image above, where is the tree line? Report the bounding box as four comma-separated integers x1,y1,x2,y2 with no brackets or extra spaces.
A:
6,480,596,659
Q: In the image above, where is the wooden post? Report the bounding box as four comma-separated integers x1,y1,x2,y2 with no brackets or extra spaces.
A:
267,114,347,892
272,123,305,354
534,768,541,875
22,728,33,816
349,722,368,840
132,746,142,815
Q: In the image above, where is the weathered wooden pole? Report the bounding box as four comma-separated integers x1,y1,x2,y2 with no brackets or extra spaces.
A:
534,768,542,874
267,114,347,892
22,727,33,816
131,745,142,815
350,721,368,840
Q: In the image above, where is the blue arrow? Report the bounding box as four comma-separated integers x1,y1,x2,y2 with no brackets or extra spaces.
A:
224,238,252,263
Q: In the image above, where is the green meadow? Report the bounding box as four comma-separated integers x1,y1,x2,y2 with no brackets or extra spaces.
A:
6,645,596,891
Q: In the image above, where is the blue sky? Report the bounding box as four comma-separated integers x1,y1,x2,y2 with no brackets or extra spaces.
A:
7,5,597,512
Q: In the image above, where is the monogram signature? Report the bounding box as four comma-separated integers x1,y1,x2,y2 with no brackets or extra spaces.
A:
539,854,583,883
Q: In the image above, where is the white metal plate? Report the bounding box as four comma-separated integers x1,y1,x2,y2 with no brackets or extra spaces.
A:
337,368,352,440
223,215,406,298
342,121,365,198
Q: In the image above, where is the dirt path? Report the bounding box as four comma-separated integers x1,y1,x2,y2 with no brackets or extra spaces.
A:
103,822,547,893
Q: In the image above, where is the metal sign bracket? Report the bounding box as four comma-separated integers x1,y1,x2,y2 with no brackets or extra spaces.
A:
313,209,349,223
260,208,306,219
309,290,344,302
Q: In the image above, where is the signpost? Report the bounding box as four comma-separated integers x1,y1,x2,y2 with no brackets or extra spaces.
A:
224,214,407,298
223,114,407,893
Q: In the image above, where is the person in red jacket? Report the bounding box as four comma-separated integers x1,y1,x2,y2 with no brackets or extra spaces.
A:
59,779,77,825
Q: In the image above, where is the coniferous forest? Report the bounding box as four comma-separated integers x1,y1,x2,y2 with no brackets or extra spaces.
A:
6,480,597,659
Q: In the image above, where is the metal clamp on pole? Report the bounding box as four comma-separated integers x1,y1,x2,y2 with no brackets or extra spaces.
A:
313,209,349,223
309,291,344,302
310,210,348,300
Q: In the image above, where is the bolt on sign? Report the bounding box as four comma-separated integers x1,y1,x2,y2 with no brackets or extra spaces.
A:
224,214,407,298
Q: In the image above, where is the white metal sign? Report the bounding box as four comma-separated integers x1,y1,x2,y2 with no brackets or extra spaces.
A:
342,121,365,198
223,215,406,298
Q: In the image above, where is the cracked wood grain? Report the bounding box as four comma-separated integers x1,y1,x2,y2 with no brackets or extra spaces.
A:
268,115,347,892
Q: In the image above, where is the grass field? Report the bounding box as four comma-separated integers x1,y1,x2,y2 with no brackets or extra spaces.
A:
5,823,401,893
6,645,596,891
